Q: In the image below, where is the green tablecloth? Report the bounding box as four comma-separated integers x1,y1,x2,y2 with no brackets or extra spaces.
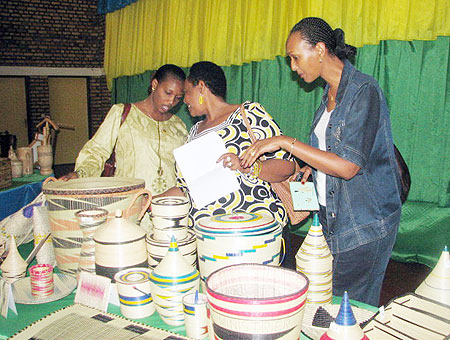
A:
0,243,377,340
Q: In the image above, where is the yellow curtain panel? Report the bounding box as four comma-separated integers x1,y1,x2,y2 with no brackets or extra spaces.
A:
104,0,450,83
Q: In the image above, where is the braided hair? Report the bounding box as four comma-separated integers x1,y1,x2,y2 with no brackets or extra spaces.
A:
290,17,356,61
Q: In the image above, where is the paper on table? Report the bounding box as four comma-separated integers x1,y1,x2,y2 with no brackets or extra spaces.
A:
173,132,240,208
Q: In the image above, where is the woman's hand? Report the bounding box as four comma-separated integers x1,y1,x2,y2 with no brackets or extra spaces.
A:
240,136,287,168
299,165,312,184
59,171,79,181
217,153,247,172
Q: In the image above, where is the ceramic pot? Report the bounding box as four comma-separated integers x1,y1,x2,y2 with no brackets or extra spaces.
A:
42,177,151,276
295,213,333,305
75,208,108,279
206,263,309,340
114,267,155,319
17,147,33,175
1,236,27,283
150,237,200,326
37,144,53,175
194,212,282,288
146,230,197,269
94,210,148,281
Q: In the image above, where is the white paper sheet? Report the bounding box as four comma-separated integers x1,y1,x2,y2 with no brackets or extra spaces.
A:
173,132,240,208
290,181,319,211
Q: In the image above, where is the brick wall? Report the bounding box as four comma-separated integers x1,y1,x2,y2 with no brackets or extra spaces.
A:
0,0,110,141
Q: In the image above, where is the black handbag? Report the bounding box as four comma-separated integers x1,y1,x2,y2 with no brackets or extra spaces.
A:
101,103,131,177
393,144,411,204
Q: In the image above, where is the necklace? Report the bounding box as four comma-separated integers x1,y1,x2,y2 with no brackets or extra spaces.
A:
151,120,167,193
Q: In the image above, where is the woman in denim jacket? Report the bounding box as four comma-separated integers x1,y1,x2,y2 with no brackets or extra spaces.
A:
241,17,402,306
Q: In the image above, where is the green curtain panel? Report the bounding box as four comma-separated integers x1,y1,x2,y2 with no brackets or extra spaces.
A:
111,37,450,266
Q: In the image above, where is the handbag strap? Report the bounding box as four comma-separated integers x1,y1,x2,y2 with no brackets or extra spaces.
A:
121,103,131,125
240,103,258,144
240,103,266,163
112,103,131,153
240,102,296,165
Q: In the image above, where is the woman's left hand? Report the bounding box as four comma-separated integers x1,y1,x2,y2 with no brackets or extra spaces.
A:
217,153,244,172
240,136,285,168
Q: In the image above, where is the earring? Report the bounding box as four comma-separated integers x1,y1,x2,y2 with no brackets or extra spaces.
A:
199,94,204,105
319,57,323,63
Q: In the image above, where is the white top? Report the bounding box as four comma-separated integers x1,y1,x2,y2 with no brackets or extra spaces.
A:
314,108,333,206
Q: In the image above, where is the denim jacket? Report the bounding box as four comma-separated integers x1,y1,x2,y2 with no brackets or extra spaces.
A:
309,60,402,254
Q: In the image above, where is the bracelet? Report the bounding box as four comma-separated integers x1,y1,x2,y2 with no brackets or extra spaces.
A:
288,138,297,159
250,159,262,179
75,169,86,178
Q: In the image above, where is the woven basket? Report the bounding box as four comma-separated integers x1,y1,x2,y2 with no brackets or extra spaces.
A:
0,158,12,189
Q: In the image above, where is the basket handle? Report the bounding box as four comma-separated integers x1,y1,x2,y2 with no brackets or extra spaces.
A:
42,176,58,186
124,189,152,221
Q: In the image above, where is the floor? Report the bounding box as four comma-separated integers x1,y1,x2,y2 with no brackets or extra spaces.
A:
53,164,432,308
289,232,431,307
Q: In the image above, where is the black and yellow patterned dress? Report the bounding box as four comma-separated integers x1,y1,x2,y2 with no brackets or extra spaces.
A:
176,101,288,228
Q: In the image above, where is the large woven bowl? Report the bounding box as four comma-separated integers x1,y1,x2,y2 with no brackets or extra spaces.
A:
42,177,151,276
206,263,309,340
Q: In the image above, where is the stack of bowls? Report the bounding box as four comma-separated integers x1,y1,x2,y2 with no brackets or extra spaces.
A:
145,196,197,269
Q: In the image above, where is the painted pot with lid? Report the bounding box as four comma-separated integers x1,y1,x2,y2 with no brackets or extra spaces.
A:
94,209,148,281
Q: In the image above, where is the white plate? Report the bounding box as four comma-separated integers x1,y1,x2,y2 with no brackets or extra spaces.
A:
12,273,77,304
301,303,375,340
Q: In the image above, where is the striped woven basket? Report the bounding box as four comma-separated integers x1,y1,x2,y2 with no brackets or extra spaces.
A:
0,158,12,189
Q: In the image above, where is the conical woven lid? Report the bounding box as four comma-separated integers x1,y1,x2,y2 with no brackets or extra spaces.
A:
94,210,145,243
150,236,199,282
1,236,27,276
415,246,450,305
321,292,368,340
296,213,332,259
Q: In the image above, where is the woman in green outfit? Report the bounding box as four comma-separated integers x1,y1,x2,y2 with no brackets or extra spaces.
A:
61,64,188,195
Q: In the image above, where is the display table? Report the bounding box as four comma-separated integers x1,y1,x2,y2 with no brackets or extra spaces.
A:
0,171,50,220
0,243,378,340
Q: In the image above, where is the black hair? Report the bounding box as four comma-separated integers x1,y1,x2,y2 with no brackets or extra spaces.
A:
148,64,186,94
290,17,357,61
187,61,227,99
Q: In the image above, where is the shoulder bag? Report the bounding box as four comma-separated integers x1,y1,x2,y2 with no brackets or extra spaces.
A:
101,103,131,177
240,104,310,225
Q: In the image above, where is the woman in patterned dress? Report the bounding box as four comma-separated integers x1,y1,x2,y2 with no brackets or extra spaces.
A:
161,61,295,229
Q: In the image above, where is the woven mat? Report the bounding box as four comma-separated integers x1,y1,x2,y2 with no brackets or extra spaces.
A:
9,303,190,340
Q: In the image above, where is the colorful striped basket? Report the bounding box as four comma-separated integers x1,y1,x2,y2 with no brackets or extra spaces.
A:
206,263,309,340
194,212,282,287
42,177,151,276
